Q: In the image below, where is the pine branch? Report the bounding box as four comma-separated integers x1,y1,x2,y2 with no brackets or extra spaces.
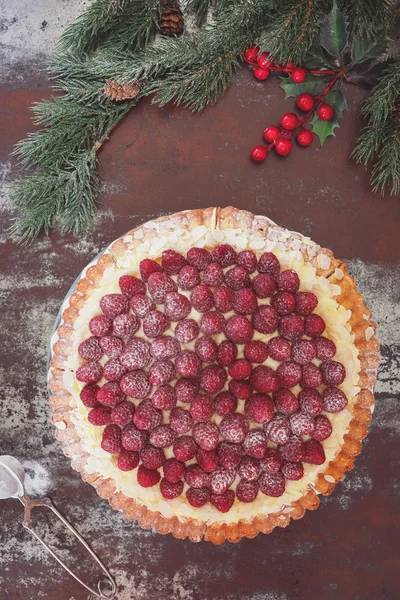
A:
340,0,398,40
103,0,163,52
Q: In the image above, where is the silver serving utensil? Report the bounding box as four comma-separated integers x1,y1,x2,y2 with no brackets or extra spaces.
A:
0,456,117,599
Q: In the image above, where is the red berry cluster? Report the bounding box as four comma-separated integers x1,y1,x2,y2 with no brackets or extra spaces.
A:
76,244,348,513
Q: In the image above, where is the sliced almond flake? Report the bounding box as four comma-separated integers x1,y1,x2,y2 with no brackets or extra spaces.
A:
265,239,276,252
317,253,331,270
134,229,144,240
324,474,336,484
123,235,133,243
54,420,67,430
283,507,294,514
334,267,344,280
211,207,218,229
302,237,314,247
277,242,286,251
365,326,375,340
249,238,266,250
191,225,208,242
212,229,225,242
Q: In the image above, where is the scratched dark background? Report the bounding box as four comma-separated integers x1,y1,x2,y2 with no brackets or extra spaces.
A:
0,2,399,599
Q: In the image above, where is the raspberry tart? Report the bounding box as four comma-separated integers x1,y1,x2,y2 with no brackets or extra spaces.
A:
49,207,379,544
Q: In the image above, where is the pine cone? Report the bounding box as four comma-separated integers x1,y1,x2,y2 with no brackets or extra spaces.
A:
104,80,141,102
159,2,184,37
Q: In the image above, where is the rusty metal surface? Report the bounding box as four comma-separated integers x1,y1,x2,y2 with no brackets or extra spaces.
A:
1,63,399,600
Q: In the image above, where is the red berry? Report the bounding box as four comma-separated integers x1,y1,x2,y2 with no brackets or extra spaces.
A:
174,319,199,343
163,458,185,483
88,405,111,426
175,350,202,378
244,45,259,62
200,310,225,335
237,250,257,273
264,414,291,444
280,112,299,131
296,129,314,147
89,315,113,337
254,67,270,81
143,310,170,338
257,51,271,68
252,273,277,298
140,445,165,469
173,435,197,460
279,436,304,462
165,292,191,321
290,411,315,436
101,424,122,453
209,468,235,495
258,472,286,497
267,336,291,361
130,294,155,318
197,448,218,472
210,489,235,512
76,362,103,384
244,340,268,363
299,388,323,416
233,288,258,314
121,424,148,451
285,61,295,70
242,430,268,458
225,315,254,344
190,394,215,421
185,464,208,488
111,400,135,425
200,365,227,395
304,314,326,337
100,294,129,319
229,359,252,380
117,450,139,472
161,249,187,275
229,380,253,400
252,145,268,161
133,399,162,430
137,465,161,488
258,252,280,276
169,407,193,434
139,258,163,282
214,391,238,416
174,378,199,404
186,247,211,271
211,244,237,268
291,339,316,365
217,340,237,366
120,338,151,370
217,442,243,469
78,337,103,361
259,448,281,474
186,486,210,507
321,361,346,385
99,336,124,359
80,384,100,408
296,93,314,111
177,265,201,290
236,480,259,503
252,305,279,334
219,413,248,444
314,336,336,361
118,275,146,298
275,138,293,156
225,266,251,290
281,461,304,481
278,314,304,341
148,359,175,386
273,388,299,415
160,478,184,499
150,335,180,361
250,365,279,394
147,272,177,303
203,263,224,286
277,269,300,293
113,314,139,338
291,67,307,83
150,424,177,448
190,284,214,312
295,291,318,315
245,393,274,424
195,336,218,363
263,125,281,143
303,439,326,465
322,387,348,413
271,291,296,315
317,103,334,120
312,414,333,441
301,363,323,388
238,456,261,481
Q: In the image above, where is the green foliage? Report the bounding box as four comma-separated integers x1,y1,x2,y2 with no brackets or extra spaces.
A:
340,0,398,40
310,88,347,145
319,0,347,60
280,74,329,99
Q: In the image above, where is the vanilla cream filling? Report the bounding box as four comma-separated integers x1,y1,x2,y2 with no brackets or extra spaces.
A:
56,221,361,525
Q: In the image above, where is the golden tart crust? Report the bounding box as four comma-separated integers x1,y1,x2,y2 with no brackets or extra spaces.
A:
49,207,379,544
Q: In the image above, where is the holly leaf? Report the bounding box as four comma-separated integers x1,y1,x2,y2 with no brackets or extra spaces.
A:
280,74,328,99
303,38,328,69
310,89,347,146
319,0,348,60
350,36,391,66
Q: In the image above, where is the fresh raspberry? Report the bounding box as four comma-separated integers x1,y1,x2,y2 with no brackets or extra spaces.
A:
210,490,235,512
149,360,175,386
120,338,151,370
312,414,333,441
321,361,346,385
118,275,146,298
252,305,279,334
121,424,148,451
150,336,180,361
278,314,304,341
277,361,302,388
139,258,162,282
152,385,176,410
117,449,139,472
211,244,237,268
250,365,279,394
228,359,251,380
190,393,215,421
197,448,219,472
192,422,219,450
174,378,199,403
201,365,227,394
175,350,202,378
304,314,326,337
271,292,296,316
173,435,197,461
291,340,316,365
217,340,237,365
252,273,277,298
169,407,193,433
137,465,161,488
163,458,185,483
219,413,248,443
301,363,323,388
303,439,326,465
175,319,199,343
89,315,113,337
238,456,261,481
143,310,170,338
258,252,280,276
140,444,165,469
225,315,254,344
190,284,214,312
264,414,291,444
177,265,201,290
277,269,300,293
147,272,177,303
160,478,184,499
281,461,304,480
186,247,211,271
258,472,286,497
229,380,253,400
214,391,238,415
322,387,348,412
76,362,103,384
233,288,258,315
185,464,209,488
100,294,130,319
217,442,243,469
299,388,323,416
237,250,257,273
243,342,267,365
267,337,291,361
209,468,235,495
242,430,268,458
259,448,282,473
225,266,250,290
161,249,187,275
130,294,155,318
273,389,299,415
80,384,100,408
290,411,315,436
279,436,304,462
213,286,233,313
165,292,191,321
236,480,259,503
99,336,124,359
113,314,139,338
78,337,103,361
111,400,135,425
314,336,336,361
295,291,318,315
195,336,218,363
186,487,210,508
88,406,112,426
200,311,225,335
101,424,122,453
203,263,224,286
149,424,177,448
245,393,274,424
133,399,162,430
